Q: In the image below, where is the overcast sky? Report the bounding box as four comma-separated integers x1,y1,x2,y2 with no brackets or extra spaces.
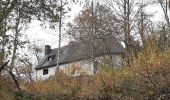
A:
25,0,166,49
25,2,83,48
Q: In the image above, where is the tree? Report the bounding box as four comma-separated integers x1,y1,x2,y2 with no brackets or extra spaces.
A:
27,42,44,65
42,0,81,72
67,3,121,66
102,0,155,65
0,0,18,23
14,41,44,86
0,0,62,91
56,0,63,72
157,0,170,45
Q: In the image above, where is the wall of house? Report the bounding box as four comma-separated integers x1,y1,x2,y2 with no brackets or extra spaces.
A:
36,66,57,79
60,60,94,76
96,55,123,66
36,55,122,79
36,60,94,79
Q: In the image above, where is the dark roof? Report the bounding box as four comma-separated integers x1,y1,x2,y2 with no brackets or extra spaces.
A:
35,39,125,70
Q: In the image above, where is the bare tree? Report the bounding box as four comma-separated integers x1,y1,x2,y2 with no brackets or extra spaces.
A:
28,43,44,65
67,3,122,68
136,2,154,47
0,60,9,74
18,42,44,81
56,0,63,72
0,0,18,23
102,0,155,65
157,0,170,44
0,0,62,91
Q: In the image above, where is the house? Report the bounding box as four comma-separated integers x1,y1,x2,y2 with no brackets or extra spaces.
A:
35,38,125,79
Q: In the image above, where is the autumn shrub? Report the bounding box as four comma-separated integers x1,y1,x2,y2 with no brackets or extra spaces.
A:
128,49,170,99
88,46,170,99
30,51,169,99
0,89,14,100
22,38,170,100
115,38,170,99
0,75,16,100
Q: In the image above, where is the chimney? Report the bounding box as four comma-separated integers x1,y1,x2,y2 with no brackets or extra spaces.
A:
45,45,51,55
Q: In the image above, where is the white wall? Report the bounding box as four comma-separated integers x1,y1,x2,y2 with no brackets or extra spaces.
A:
60,60,94,76
36,60,94,79
36,55,122,79
95,55,123,66
36,66,57,79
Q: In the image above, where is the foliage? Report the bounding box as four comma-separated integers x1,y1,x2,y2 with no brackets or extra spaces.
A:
67,3,117,42
17,38,170,100
1,38,170,99
1,0,170,100
0,75,15,100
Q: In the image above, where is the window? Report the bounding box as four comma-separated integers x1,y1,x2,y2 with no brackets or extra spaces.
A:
52,55,56,60
47,55,56,61
43,69,48,75
47,56,52,61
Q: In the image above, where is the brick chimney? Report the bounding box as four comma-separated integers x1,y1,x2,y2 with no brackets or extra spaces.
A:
45,45,51,55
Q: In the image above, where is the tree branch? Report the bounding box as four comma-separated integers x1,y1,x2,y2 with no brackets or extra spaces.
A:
0,60,9,73
8,70,21,91
0,0,18,22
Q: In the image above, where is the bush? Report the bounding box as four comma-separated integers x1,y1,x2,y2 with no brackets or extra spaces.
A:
17,39,170,99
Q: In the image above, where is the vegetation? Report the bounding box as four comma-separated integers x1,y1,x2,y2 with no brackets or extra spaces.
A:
1,37,170,99
0,0,170,100
12,41,170,100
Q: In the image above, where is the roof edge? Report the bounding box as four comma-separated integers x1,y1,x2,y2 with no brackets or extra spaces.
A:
35,53,124,70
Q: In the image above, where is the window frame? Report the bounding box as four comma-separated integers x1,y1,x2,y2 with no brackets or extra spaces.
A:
43,69,48,75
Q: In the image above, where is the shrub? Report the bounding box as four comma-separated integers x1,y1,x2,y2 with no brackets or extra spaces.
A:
23,39,170,99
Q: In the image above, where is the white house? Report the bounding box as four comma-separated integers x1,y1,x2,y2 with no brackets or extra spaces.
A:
35,39,125,79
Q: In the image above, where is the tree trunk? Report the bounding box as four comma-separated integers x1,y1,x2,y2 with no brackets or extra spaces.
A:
56,0,63,73
8,70,21,91
0,60,9,74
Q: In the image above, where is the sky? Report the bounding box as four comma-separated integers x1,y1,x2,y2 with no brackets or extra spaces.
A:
25,0,166,50
25,2,83,49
